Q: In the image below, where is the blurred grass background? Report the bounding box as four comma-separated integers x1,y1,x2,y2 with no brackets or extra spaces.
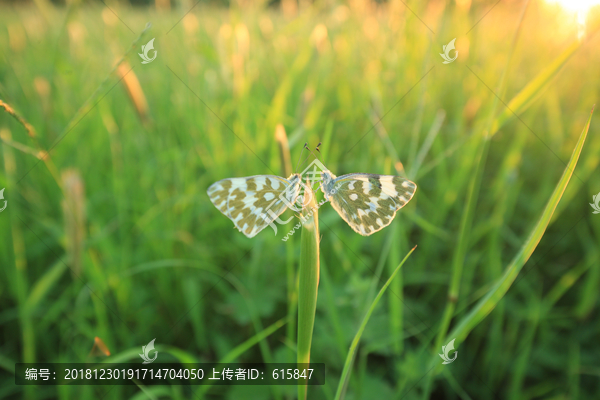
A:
1,0,600,399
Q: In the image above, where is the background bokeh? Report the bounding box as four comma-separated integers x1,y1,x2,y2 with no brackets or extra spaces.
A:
1,0,600,399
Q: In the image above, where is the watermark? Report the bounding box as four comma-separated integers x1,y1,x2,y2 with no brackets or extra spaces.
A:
139,38,157,64
16,363,325,385
280,194,337,242
0,188,6,212
282,159,329,212
439,338,458,364
590,192,600,214
257,159,340,239
139,339,158,364
24,368,45,380
440,38,458,64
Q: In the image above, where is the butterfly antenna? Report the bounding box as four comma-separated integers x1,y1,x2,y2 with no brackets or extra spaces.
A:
296,142,324,173
294,143,308,174
302,143,325,192
297,143,319,173
305,142,321,161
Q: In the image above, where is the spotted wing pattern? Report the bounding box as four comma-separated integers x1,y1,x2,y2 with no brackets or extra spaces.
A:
207,174,301,238
325,173,417,236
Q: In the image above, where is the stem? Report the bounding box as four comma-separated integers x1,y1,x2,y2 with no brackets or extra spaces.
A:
297,184,320,400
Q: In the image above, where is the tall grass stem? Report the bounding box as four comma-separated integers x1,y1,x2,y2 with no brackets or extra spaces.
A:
297,183,320,400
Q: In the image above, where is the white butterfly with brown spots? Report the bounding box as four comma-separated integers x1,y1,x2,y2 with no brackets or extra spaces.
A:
319,170,417,235
207,174,302,238
207,160,417,238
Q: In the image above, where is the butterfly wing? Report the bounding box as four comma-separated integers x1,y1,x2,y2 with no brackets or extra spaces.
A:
207,174,300,238
326,173,416,236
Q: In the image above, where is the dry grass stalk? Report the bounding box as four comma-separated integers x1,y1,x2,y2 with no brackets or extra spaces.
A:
61,169,86,277
117,61,150,126
0,99,37,138
275,124,292,177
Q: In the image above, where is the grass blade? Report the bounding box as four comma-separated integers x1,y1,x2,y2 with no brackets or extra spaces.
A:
426,4,531,396
438,106,594,366
23,260,67,314
490,20,599,137
298,183,320,400
195,316,289,397
220,317,289,364
334,246,417,400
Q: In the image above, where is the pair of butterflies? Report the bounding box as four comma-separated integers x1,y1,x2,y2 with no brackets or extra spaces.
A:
207,163,417,238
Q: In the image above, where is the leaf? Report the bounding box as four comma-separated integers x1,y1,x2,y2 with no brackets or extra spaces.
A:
220,317,289,363
433,106,594,372
489,32,595,137
334,246,417,400
195,317,289,397
24,260,67,314
298,184,320,400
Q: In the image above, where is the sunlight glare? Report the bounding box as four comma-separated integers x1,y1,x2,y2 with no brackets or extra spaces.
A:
546,0,600,39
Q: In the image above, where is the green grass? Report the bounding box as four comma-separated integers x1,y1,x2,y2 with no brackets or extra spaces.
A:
335,245,416,400
297,183,319,400
1,1,600,399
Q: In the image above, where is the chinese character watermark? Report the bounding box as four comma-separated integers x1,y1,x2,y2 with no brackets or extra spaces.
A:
25,368,37,380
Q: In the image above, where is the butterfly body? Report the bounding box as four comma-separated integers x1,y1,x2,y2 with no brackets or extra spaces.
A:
320,170,338,201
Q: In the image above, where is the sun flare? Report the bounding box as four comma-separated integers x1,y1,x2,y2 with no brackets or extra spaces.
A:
546,0,600,38
546,0,600,12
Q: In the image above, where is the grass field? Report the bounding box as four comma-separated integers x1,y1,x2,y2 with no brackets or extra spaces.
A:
1,0,600,399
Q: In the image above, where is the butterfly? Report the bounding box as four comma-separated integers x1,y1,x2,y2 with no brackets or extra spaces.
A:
207,173,303,238
207,165,417,237
318,170,417,236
